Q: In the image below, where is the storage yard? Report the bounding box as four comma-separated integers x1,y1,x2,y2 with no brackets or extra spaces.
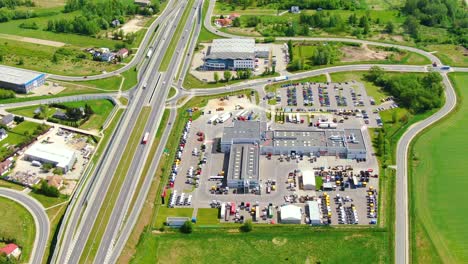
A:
160,80,388,226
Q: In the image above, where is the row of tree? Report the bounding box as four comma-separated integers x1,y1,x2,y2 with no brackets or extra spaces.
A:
365,66,444,113
0,0,34,8
219,0,365,11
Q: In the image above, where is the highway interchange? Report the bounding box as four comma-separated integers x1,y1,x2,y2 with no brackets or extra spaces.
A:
0,0,466,263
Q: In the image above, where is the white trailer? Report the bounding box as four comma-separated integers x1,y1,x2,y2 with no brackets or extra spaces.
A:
318,123,338,129
208,114,219,124
217,112,232,123
274,75,288,82
296,113,301,123
220,203,226,219
288,113,293,123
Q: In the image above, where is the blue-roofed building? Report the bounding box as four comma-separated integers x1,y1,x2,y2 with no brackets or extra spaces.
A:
0,65,45,93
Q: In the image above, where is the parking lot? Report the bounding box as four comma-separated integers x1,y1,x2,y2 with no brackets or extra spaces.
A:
166,94,380,226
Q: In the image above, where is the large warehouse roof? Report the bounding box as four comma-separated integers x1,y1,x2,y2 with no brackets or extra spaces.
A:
25,143,75,168
206,38,255,60
0,65,44,85
228,143,259,182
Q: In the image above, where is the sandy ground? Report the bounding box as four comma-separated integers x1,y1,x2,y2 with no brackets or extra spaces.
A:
24,82,66,96
0,33,65,47
341,44,390,62
190,43,287,82
120,15,148,35
204,95,261,114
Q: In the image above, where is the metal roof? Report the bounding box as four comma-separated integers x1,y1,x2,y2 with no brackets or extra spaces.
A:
228,143,259,182
206,38,255,60
0,65,44,86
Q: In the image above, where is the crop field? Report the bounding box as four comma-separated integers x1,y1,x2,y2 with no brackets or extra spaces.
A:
132,227,390,264
0,197,36,263
410,73,468,263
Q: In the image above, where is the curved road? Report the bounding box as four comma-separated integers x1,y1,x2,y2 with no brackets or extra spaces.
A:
0,188,49,264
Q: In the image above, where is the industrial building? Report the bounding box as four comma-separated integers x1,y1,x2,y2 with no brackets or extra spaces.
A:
221,121,367,159
280,204,302,224
0,65,45,93
226,144,259,189
24,143,77,173
302,170,316,190
204,39,270,70
306,201,321,225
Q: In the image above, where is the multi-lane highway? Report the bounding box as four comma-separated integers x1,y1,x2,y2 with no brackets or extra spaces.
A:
0,188,49,264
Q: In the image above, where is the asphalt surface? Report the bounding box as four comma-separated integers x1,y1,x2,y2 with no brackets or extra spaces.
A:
0,188,49,264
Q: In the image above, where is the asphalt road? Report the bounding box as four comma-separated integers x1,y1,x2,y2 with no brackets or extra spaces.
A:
0,188,49,264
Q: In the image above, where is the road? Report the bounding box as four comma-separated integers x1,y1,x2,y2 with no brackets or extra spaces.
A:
0,188,49,264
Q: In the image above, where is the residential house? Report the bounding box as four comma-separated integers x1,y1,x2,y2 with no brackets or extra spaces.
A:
291,6,300,13
1,114,14,126
116,48,129,59
99,47,110,54
111,19,120,27
134,0,150,6
46,175,64,189
101,52,115,62
0,158,12,176
0,128,7,141
53,110,68,120
214,18,232,27
0,244,21,259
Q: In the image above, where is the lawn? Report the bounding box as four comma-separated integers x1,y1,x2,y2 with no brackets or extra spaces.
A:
168,87,177,98
426,44,468,67
28,192,68,209
153,207,194,229
409,72,468,263
330,71,388,103
80,106,151,263
0,197,36,263
0,121,46,160
0,179,24,190
8,99,115,131
131,227,389,264
196,208,219,225
121,67,139,91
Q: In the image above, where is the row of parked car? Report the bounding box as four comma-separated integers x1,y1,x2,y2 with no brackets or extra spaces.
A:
169,119,192,187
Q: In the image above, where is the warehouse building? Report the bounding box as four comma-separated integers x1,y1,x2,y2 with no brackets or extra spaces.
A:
204,39,270,70
227,143,259,189
302,170,316,190
220,120,265,152
24,143,77,173
306,201,321,225
280,204,302,224
0,66,45,93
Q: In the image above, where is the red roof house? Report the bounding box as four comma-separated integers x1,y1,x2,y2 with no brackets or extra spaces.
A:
0,244,21,259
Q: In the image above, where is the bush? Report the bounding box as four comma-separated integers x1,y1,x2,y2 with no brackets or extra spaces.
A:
0,89,15,99
240,220,253,232
180,221,193,234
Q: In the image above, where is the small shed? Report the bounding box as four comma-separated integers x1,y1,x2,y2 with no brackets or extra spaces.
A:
306,201,321,225
302,170,316,190
166,217,190,227
280,204,301,224
1,114,14,126
0,128,7,140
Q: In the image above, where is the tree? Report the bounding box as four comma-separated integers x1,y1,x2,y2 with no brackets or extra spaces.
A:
37,180,60,197
42,163,54,172
240,220,253,232
214,72,219,83
53,168,63,175
232,17,240,27
51,53,59,64
287,40,294,62
404,16,420,39
223,70,231,82
17,58,24,65
180,221,193,234
385,21,394,33
392,110,398,124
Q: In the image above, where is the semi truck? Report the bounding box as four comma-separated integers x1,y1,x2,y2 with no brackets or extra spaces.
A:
273,76,288,82
318,123,338,129
142,132,149,144
217,112,231,123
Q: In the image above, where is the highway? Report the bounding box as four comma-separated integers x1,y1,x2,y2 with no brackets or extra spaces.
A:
0,188,49,264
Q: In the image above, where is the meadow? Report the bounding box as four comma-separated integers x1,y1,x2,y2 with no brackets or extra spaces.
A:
409,72,468,263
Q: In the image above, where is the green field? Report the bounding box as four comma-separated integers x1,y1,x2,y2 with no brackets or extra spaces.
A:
0,197,36,263
410,72,468,263
28,192,68,208
426,44,468,67
154,207,194,229
196,208,219,225
8,99,115,131
132,227,389,264
0,121,48,160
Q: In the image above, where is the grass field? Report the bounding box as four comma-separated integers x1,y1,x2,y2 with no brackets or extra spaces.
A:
132,227,389,264
121,67,138,91
159,0,195,71
153,207,194,229
0,197,36,263
0,121,46,160
28,192,68,208
409,72,468,263
0,179,24,190
80,106,151,264
196,208,219,225
8,99,115,131
426,44,468,67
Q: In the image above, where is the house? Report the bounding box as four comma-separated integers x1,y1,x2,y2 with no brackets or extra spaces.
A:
116,48,129,59
0,244,21,259
134,0,150,6
0,128,7,141
53,110,68,120
46,175,63,189
0,158,12,176
290,6,300,13
99,47,110,54
214,18,232,27
101,52,115,62
111,19,120,27
1,114,14,126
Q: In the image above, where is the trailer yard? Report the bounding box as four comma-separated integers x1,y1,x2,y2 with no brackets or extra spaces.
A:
161,82,384,227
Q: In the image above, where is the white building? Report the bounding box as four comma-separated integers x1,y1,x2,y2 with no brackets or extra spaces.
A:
280,204,302,224
24,143,76,173
307,201,321,225
302,170,316,190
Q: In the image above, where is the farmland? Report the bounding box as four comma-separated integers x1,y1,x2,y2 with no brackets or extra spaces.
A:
0,197,36,263
410,72,468,263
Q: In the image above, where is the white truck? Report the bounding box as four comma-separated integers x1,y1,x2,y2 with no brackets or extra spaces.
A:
274,75,288,82
146,47,153,58
217,112,231,123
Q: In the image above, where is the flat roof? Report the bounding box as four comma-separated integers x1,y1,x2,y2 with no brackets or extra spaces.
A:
228,144,259,182
344,129,366,150
0,65,44,86
307,201,321,220
270,130,346,148
24,143,75,168
222,121,264,144
207,38,255,60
